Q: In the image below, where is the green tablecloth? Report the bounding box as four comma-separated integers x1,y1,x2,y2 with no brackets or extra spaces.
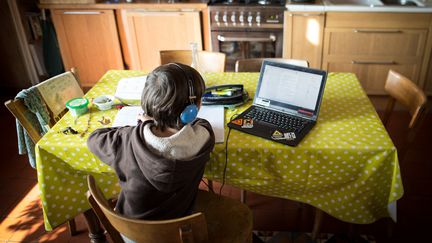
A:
36,70,403,231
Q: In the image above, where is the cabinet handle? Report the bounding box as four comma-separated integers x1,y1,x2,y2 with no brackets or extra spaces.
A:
63,11,103,15
217,34,276,42
351,60,396,65
353,29,402,33
288,13,324,17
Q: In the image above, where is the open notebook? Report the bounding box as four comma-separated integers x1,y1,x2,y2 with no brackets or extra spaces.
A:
112,106,225,143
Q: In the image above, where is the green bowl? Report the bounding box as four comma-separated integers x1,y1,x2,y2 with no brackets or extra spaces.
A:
66,98,89,117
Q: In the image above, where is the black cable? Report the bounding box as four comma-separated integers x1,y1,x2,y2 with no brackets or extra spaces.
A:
219,113,240,196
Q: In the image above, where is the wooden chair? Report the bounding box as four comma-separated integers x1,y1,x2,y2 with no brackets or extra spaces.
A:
4,69,84,236
86,175,253,243
160,50,226,72
235,58,309,72
382,70,427,130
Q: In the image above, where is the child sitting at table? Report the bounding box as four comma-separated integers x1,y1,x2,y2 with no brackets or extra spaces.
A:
87,63,215,223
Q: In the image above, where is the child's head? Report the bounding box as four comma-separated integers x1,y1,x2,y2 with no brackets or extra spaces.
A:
141,63,205,131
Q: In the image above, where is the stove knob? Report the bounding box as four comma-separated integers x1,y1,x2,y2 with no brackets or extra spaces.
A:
214,11,220,24
222,12,228,25
239,12,244,25
231,12,236,25
247,13,253,26
256,13,261,25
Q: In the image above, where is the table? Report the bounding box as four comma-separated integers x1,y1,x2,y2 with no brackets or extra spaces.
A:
36,70,403,232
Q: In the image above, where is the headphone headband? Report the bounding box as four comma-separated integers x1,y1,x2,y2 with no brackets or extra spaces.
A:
170,63,199,124
171,63,195,105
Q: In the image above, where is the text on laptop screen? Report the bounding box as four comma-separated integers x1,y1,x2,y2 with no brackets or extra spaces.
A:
256,65,323,112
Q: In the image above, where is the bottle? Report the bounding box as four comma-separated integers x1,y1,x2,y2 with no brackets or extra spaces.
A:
190,42,200,71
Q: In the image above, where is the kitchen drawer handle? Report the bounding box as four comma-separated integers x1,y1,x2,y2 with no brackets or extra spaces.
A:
353,29,402,33
288,13,324,17
352,60,396,65
63,11,103,15
217,34,276,42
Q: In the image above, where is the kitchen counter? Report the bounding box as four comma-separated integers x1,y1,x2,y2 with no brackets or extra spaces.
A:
39,0,209,10
286,0,432,12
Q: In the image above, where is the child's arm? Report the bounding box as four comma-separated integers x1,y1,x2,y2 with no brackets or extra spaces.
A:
87,127,124,166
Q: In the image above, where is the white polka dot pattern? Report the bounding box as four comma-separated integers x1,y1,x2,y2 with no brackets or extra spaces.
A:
36,71,403,231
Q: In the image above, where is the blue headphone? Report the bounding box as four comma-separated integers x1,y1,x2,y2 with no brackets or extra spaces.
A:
172,63,198,124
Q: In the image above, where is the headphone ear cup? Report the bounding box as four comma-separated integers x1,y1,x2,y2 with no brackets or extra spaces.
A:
180,104,198,124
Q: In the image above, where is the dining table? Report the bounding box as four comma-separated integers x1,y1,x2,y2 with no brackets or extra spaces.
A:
35,70,403,238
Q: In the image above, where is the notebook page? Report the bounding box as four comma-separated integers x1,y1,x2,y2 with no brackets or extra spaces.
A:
112,105,225,143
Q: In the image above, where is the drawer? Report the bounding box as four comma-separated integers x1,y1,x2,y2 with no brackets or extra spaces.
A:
322,60,421,95
326,13,432,29
324,28,427,58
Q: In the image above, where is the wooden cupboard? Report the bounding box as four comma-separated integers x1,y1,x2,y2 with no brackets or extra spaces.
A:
51,9,124,87
283,11,325,69
322,13,432,95
117,9,202,71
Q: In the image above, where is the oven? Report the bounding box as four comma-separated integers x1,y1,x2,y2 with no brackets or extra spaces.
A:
209,1,285,71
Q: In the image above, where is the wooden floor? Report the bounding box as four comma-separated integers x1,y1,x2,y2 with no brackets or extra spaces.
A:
0,95,431,243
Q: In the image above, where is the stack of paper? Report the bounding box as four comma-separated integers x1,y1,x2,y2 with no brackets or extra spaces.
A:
114,76,147,102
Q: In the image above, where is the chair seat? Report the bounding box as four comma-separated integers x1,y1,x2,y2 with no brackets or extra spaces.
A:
194,190,253,243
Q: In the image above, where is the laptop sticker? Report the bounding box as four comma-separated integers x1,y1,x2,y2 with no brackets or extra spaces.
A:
241,118,254,128
271,131,296,141
271,130,284,139
231,118,243,126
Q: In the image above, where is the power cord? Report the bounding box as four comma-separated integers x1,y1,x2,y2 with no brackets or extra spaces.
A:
219,113,239,196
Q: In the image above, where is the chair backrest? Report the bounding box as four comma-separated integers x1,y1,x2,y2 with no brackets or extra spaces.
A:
235,58,309,72
86,175,209,243
383,70,427,129
4,69,83,143
4,99,42,144
160,50,226,72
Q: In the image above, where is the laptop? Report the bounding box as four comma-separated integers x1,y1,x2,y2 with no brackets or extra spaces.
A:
228,60,327,146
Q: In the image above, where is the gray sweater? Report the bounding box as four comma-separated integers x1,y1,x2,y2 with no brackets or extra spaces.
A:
87,118,215,220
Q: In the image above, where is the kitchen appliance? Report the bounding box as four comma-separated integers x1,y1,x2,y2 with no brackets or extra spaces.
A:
209,0,286,71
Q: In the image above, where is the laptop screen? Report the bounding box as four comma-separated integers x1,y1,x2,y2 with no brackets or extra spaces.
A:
254,61,327,120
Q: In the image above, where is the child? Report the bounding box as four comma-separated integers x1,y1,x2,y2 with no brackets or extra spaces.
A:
87,63,215,222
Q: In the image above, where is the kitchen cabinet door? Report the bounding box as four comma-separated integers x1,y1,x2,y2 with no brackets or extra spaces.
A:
52,9,124,87
283,11,325,69
119,10,202,71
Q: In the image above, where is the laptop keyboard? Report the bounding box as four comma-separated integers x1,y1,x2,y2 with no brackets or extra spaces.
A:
244,107,308,132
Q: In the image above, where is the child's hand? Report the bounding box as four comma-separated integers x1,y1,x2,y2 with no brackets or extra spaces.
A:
137,113,152,123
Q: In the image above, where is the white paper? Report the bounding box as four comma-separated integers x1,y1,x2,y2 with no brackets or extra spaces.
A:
111,105,225,143
112,106,143,127
197,106,225,143
114,76,147,101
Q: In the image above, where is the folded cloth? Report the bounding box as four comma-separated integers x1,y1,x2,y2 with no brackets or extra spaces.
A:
15,87,51,168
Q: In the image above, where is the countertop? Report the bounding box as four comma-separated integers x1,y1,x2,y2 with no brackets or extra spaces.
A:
39,0,209,10
286,0,432,12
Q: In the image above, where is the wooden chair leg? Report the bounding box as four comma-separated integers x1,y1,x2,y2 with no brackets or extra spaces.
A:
207,179,213,192
312,208,323,240
83,209,107,243
67,219,78,236
240,189,247,203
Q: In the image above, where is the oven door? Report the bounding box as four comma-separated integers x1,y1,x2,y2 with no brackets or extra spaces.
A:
211,31,283,71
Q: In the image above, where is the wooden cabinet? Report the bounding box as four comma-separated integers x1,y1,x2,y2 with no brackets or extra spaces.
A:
118,9,202,71
322,13,431,95
283,11,325,69
51,9,124,87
